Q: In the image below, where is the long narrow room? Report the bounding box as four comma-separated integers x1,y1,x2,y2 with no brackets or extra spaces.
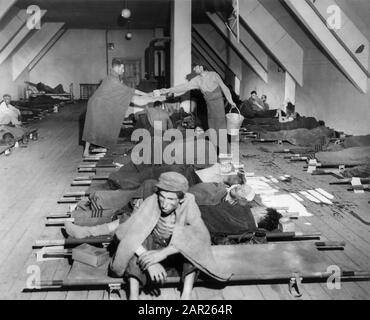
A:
1,0,369,302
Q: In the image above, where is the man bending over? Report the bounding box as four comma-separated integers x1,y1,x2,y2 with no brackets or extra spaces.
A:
108,172,229,299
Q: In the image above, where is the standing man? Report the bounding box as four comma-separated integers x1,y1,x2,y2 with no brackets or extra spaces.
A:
82,58,164,156
158,65,236,145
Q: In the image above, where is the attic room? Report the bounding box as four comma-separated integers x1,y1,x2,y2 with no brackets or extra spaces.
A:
0,0,369,302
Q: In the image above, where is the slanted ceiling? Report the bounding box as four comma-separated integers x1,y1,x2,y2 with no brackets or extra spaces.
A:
14,0,233,30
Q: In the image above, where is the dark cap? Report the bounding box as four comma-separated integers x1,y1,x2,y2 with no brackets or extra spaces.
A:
156,172,189,193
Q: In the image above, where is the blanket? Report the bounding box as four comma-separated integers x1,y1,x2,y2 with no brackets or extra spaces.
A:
108,163,202,190
315,147,370,166
259,126,334,148
82,71,135,147
243,116,323,132
110,193,231,281
343,162,370,178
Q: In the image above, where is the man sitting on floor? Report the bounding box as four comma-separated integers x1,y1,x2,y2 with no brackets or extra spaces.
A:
108,172,230,300
0,94,26,144
135,100,173,134
0,94,21,126
261,94,270,111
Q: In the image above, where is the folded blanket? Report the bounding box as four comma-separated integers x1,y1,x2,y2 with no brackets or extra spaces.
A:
259,126,334,148
343,135,370,148
342,163,370,178
243,116,323,132
315,147,370,166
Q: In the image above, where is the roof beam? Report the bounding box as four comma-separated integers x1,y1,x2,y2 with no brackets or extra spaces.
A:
12,22,64,80
283,0,368,93
28,28,66,72
306,0,369,74
239,0,304,86
192,30,231,77
192,44,225,79
0,0,17,21
206,12,268,83
193,24,243,80
0,9,27,52
0,10,47,65
192,35,226,78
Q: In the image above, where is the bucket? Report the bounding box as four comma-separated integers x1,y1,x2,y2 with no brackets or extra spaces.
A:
226,106,244,136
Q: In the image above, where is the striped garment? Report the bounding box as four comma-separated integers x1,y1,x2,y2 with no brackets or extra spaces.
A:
152,212,177,241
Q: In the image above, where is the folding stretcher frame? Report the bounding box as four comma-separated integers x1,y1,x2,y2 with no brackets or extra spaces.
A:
27,242,370,299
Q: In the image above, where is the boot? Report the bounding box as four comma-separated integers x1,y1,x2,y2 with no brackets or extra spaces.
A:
64,221,110,239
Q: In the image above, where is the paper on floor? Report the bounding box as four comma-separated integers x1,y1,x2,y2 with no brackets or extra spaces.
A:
260,194,313,217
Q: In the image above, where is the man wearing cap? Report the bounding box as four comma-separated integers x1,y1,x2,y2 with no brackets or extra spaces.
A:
107,172,230,299
65,173,230,299
82,58,165,156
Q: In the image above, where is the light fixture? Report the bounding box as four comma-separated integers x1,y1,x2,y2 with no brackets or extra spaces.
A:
355,44,365,54
121,8,131,19
125,19,132,40
125,32,132,40
121,0,131,19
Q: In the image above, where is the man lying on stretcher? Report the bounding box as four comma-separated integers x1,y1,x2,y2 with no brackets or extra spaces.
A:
65,173,281,240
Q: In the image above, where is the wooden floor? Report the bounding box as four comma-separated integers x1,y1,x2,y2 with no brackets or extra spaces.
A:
1,103,369,300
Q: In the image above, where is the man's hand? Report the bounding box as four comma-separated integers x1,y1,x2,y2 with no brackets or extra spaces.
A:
138,249,168,270
146,263,167,284
131,198,143,211
159,88,170,95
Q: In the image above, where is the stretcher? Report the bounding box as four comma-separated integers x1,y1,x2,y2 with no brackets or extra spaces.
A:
252,139,293,145
26,82,74,103
330,178,370,185
33,232,321,249
0,128,38,156
27,242,370,299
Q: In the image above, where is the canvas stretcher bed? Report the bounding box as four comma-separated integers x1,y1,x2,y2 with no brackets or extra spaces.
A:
25,82,74,103
28,242,370,298
0,127,38,156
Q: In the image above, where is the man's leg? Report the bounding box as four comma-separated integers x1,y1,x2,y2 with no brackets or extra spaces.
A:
181,271,196,300
129,277,140,300
83,141,90,157
64,219,119,239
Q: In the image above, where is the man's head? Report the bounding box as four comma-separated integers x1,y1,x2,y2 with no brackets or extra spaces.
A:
153,101,163,109
261,95,267,102
155,172,189,215
229,184,255,206
250,91,257,99
112,58,125,76
224,171,246,186
193,65,205,74
3,94,11,105
286,102,295,116
252,207,282,231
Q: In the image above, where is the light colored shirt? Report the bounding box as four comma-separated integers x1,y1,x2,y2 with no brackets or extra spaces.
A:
152,212,176,240
0,101,21,125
